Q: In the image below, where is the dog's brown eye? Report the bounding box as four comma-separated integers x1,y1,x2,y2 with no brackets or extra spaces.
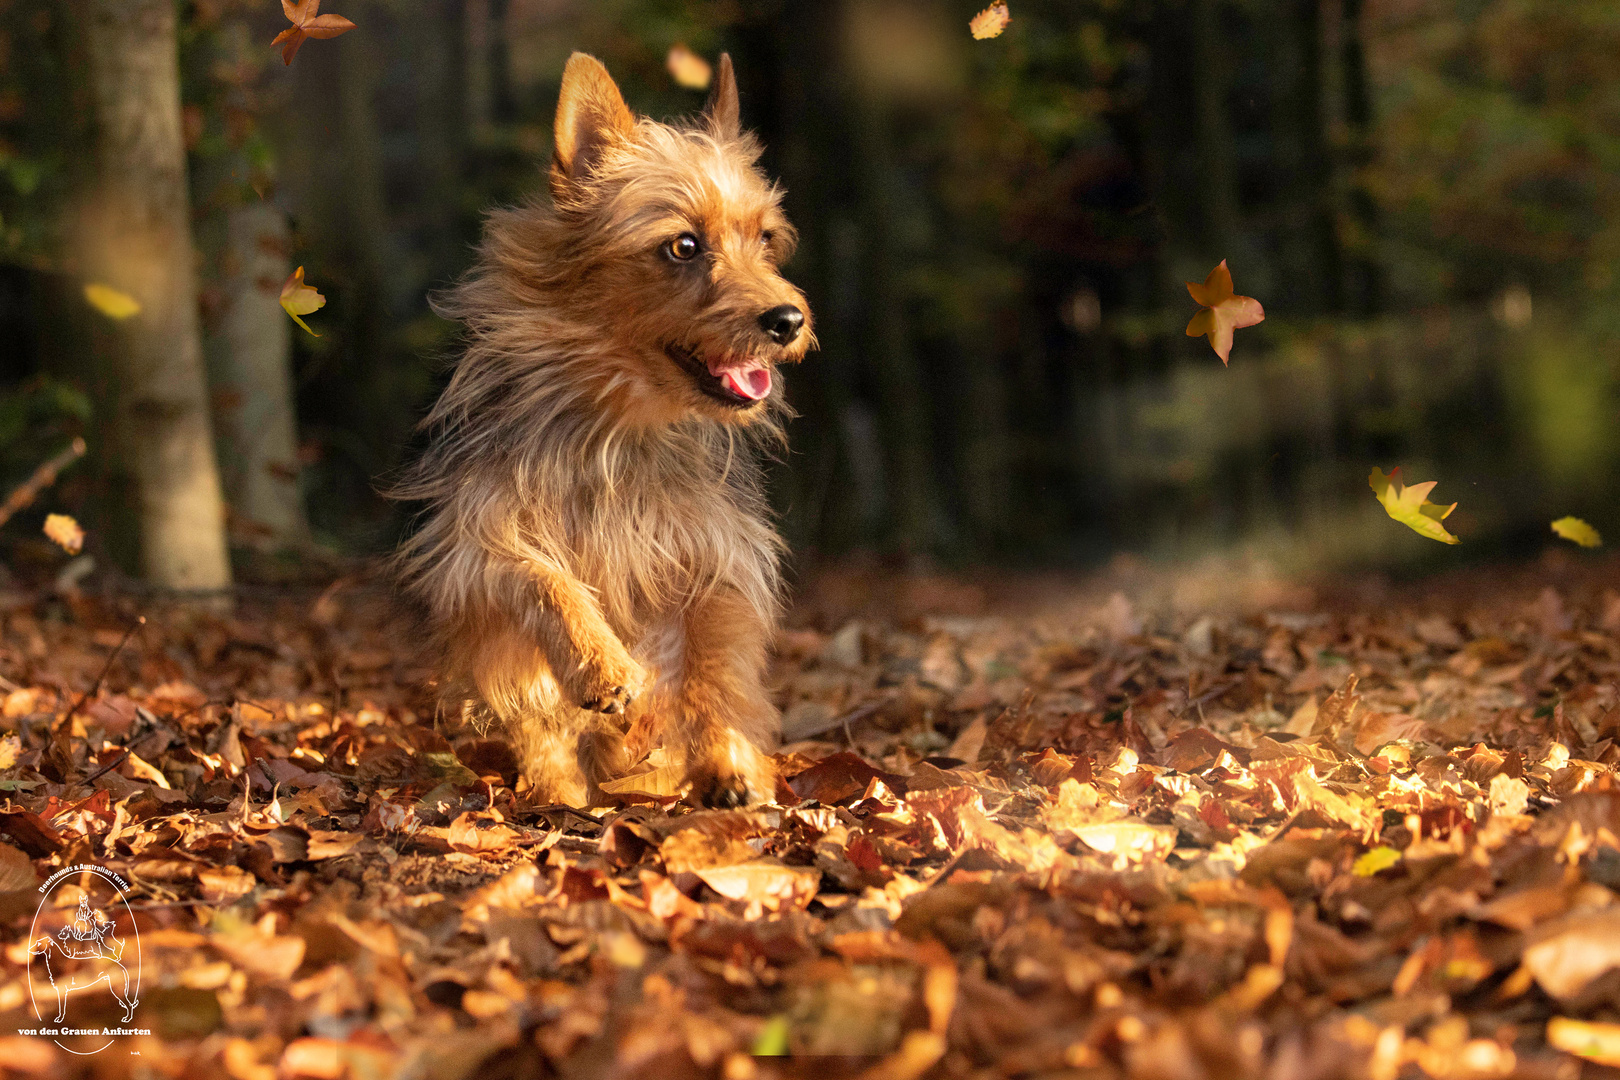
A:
667,234,700,261
761,230,774,245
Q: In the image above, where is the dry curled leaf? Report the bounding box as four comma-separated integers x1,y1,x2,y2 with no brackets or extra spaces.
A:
272,0,356,66
280,266,326,337
1185,260,1264,364
970,2,1011,40
1370,466,1459,545
666,44,712,90
42,513,83,555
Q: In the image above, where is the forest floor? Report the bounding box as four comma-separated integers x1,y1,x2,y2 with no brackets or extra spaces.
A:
2,553,1620,1078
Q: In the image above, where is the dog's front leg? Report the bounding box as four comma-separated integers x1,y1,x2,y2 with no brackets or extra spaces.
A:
526,561,650,714
675,587,778,807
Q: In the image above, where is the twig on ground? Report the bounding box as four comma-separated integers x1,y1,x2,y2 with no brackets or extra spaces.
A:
53,614,145,783
82,750,131,786
0,437,87,530
63,615,146,727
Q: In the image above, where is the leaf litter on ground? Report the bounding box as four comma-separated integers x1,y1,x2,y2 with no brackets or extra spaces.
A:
5,556,1620,1075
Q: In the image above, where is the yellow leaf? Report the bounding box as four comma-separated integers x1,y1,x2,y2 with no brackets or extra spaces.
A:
279,266,325,337
752,1015,790,1056
42,513,83,555
1353,846,1402,877
1185,260,1264,364
666,44,712,91
1369,466,1460,545
970,2,1011,39
597,763,685,798
1551,516,1601,548
1548,1017,1620,1066
84,283,141,320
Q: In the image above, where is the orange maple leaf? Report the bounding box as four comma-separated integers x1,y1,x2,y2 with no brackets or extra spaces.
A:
271,0,356,66
1185,260,1265,365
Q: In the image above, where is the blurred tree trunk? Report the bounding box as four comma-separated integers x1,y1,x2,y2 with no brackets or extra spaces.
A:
1341,0,1382,315
463,0,493,137
1189,0,1238,257
855,103,939,555
80,0,233,592
212,203,309,551
335,14,393,456
1273,0,1343,314
414,0,462,279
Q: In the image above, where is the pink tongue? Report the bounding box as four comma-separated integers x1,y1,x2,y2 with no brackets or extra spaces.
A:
717,364,771,401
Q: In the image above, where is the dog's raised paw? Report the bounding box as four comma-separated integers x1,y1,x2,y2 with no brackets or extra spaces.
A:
573,652,650,714
693,771,763,809
580,684,634,714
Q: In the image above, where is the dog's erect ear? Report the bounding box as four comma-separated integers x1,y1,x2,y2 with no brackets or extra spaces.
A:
552,52,635,187
704,53,740,139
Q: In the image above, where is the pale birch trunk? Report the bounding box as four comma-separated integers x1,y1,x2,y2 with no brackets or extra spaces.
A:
81,0,233,592
212,203,309,550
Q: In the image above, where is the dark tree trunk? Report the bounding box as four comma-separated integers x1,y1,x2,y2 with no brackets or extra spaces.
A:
1341,0,1383,315
1190,0,1238,257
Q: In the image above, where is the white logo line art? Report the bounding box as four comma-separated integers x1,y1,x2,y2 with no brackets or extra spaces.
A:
25,864,144,1055
30,896,138,1024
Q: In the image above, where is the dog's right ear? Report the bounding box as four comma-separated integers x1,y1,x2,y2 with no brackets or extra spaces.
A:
551,52,635,193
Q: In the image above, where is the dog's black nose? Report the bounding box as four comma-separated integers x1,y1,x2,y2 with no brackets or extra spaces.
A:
758,304,805,345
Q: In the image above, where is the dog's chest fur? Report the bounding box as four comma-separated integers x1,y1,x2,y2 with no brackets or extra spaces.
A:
526,426,782,634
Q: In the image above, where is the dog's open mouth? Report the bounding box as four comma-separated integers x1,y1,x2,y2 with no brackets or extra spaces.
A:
665,345,772,407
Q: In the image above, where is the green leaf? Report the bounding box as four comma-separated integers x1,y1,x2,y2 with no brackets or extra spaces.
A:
1353,846,1402,877
752,1015,790,1057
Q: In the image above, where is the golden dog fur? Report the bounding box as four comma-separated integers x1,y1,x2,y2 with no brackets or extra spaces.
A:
394,52,812,807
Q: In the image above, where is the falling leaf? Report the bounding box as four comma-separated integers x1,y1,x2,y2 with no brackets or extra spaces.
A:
271,0,356,66
1353,846,1402,877
1370,466,1460,545
1548,1018,1620,1067
1185,260,1265,364
666,44,712,90
42,513,83,555
1551,516,1601,548
280,266,326,337
970,2,1011,39
83,283,140,320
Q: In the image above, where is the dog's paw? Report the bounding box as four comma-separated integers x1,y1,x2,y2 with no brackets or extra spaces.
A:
687,732,774,808
575,653,650,715
579,683,635,714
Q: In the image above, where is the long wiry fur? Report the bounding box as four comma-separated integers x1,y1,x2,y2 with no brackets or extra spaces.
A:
392,53,812,806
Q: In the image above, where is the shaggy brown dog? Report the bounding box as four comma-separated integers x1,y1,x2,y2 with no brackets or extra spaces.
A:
395,52,812,807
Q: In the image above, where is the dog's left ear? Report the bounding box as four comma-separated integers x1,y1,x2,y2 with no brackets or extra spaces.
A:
704,53,740,139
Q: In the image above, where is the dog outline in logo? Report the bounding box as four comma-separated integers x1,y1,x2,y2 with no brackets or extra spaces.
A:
28,895,138,1024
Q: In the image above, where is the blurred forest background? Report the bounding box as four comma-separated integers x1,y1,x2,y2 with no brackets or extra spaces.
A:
1,0,1617,592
